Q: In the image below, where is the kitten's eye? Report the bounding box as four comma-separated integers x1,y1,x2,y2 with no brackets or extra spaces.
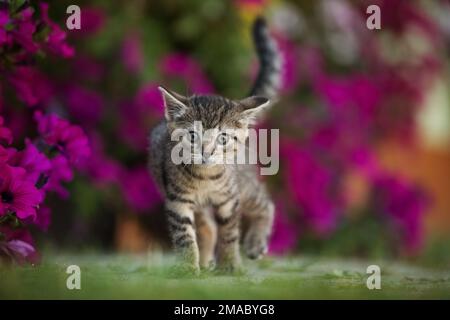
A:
188,130,200,144
216,133,230,146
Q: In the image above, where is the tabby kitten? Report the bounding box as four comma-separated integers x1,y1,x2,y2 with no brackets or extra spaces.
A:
148,17,281,272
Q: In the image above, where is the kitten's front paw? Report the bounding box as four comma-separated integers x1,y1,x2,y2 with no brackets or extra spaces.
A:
243,232,269,260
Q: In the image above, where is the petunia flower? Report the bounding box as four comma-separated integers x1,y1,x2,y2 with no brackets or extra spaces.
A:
269,202,299,255
39,3,74,58
34,111,90,164
0,226,38,264
7,67,53,107
0,116,13,145
120,166,162,213
0,164,43,220
43,154,74,199
7,139,51,185
11,7,39,53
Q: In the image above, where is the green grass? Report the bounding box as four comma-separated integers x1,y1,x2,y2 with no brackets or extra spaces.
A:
1,254,449,299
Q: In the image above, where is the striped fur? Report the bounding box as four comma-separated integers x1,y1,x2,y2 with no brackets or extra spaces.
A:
249,17,282,100
148,17,278,273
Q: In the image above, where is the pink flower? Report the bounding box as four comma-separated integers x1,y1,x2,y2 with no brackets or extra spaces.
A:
34,206,51,232
281,140,342,235
40,3,74,58
74,8,106,35
372,174,429,253
11,7,39,53
120,167,162,213
34,111,90,164
0,116,13,145
7,67,53,107
43,154,74,199
80,136,121,185
159,53,214,94
119,83,164,151
7,139,51,185
121,32,145,74
0,10,10,46
269,203,299,255
0,226,37,264
65,85,104,125
0,164,43,220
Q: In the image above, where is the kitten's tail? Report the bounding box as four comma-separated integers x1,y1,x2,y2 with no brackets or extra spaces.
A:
249,17,282,100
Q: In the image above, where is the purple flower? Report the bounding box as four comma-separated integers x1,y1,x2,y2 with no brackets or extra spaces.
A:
34,111,90,164
120,167,162,213
0,226,37,264
11,7,39,53
40,3,74,58
0,116,13,145
119,83,164,151
74,7,106,36
281,140,341,235
372,174,429,253
34,206,51,232
80,136,121,185
0,164,43,220
43,154,74,199
65,85,104,125
0,10,10,46
7,139,51,185
121,32,145,74
160,53,214,93
8,67,53,107
269,202,299,255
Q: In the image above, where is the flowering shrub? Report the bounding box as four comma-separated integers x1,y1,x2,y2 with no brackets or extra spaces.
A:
1,0,447,263
0,1,89,263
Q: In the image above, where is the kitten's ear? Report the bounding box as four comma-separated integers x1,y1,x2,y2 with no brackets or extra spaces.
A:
158,86,188,121
238,96,270,125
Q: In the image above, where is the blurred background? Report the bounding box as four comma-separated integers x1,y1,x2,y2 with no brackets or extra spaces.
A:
1,0,449,267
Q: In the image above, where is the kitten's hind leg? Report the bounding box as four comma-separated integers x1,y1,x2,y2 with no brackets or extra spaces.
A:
195,208,217,270
243,200,274,260
165,201,200,274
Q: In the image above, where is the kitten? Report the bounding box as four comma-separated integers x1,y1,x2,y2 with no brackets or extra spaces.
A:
148,17,281,273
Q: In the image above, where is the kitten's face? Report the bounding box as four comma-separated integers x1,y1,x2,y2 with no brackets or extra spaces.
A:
160,87,269,165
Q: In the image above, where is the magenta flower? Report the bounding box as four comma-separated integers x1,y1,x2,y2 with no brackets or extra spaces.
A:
43,154,74,199
0,226,37,264
40,3,74,58
34,206,51,232
11,7,38,53
121,32,145,74
0,116,13,145
281,140,341,235
74,7,106,36
7,67,53,107
120,167,162,213
0,10,10,46
135,83,165,116
119,83,164,151
79,136,121,185
65,85,104,125
7,139,51,185
372,175,429,253
269,203,299,255
160,53,214,93
0,164,43,220
34,111,90,164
